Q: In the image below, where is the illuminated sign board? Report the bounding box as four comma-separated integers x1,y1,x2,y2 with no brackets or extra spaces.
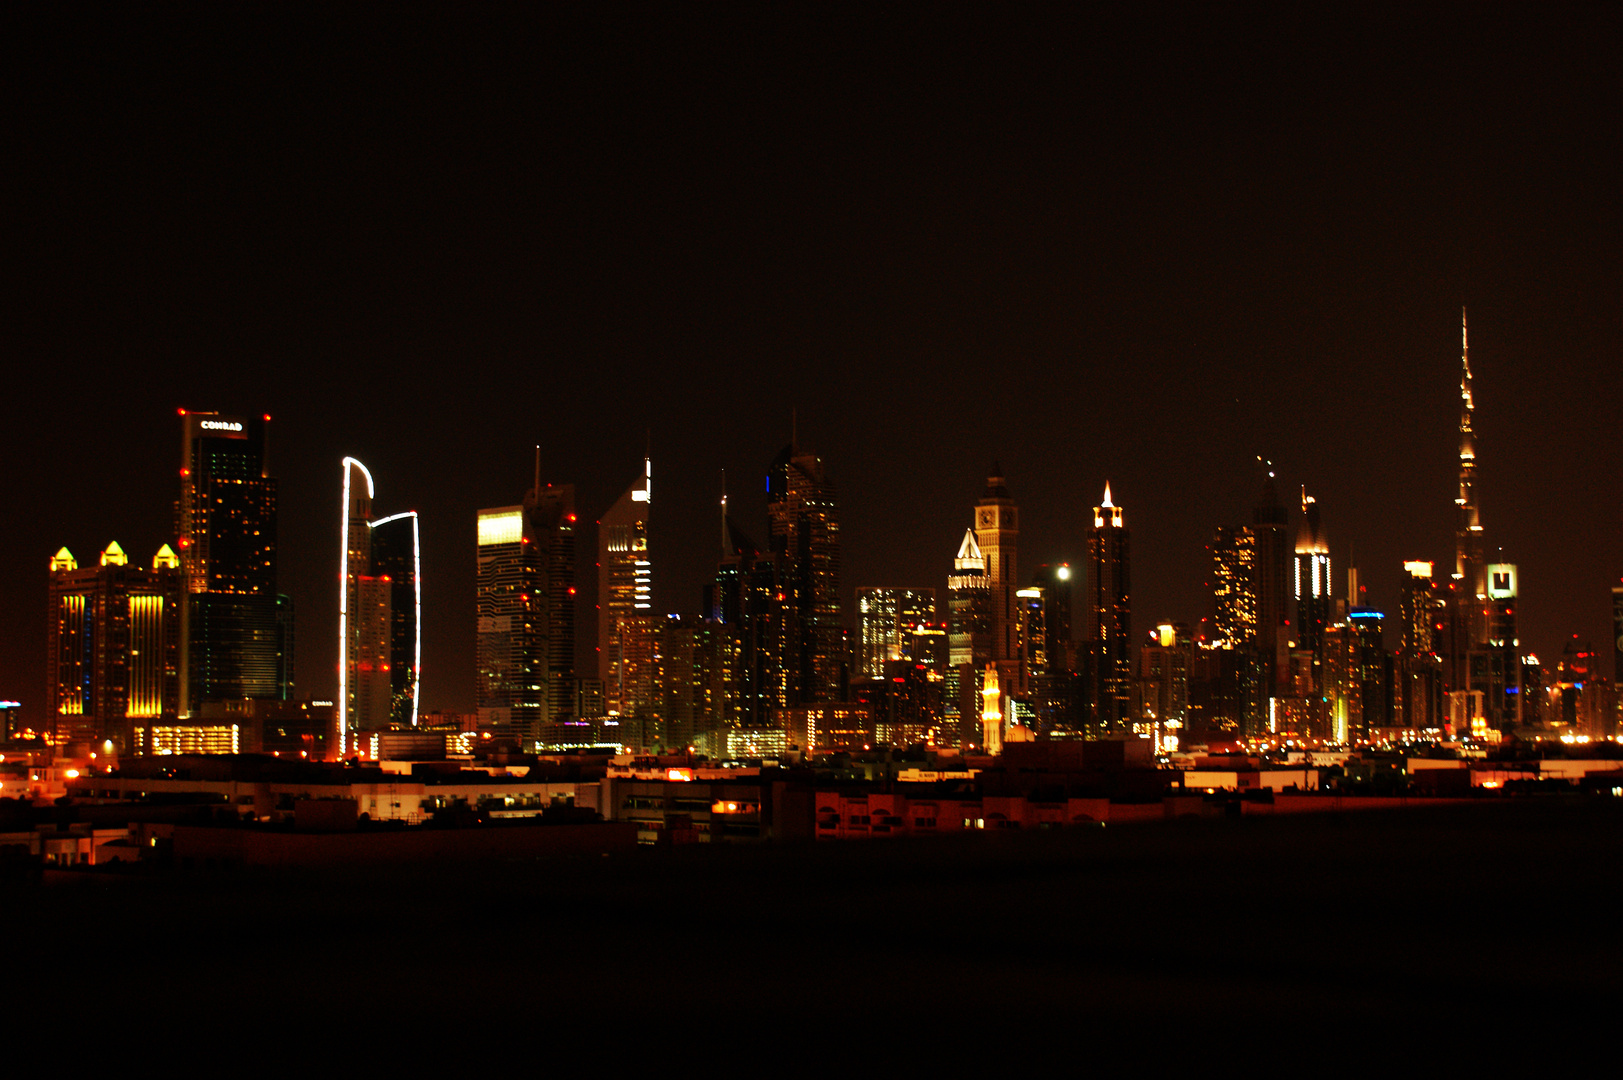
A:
1487,563,1517,600
477,510,524,547
192,416,249,439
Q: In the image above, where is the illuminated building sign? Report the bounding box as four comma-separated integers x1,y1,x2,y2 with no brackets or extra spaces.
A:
194,416,248,439
478,510,524,547
1488,563,1517,600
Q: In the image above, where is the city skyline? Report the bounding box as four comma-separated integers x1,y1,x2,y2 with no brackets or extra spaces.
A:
5,8,1620,725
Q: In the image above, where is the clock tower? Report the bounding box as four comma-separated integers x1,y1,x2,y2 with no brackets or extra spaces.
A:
974,465,1022,694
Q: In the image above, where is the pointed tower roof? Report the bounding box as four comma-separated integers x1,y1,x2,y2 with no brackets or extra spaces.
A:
1093,482,1124,528
100,541,128,567
954,527,986,572
1295,488,1327,554
725,517,762,559
153,543,180,569
50,547,77,572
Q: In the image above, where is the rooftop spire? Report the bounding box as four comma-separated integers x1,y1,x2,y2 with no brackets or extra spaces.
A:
1455,306,1482,581
1093,483,1123,529
955,527,985,568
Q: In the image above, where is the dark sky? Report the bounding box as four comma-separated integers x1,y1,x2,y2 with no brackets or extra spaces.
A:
5,5,1620,724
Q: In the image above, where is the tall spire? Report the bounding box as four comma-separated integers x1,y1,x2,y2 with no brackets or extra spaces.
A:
1455,305,1482,582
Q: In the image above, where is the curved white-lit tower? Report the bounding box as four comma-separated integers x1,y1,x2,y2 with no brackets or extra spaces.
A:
339,459,423,757
369,511,422,729
338,457,375,756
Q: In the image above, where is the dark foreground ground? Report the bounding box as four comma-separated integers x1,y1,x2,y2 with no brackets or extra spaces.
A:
12,798,1621,1049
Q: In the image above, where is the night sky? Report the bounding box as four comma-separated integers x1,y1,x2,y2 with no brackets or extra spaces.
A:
5,6,1620,726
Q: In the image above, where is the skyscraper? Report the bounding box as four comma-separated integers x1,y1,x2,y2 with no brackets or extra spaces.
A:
1086,483,1131,731
477,503,546,747
974,465,1022,694
1021,563,1079,735
856,588,937,679
1453,309,1487,651
947,528,991,746
176,410,283,713
1140,621,1191,750
1397,560,1444,732
599,458,658,722
47,542,182,752
1211,525,1257,648
339,458,422,753
1482,561,1522,727
1441,310,1521,733
525,456,578,725
767,444,842,703
1251,472,1290,696
1028,563,1075,674
709,505,789,729
1293,488,1331,719
369,512,422,727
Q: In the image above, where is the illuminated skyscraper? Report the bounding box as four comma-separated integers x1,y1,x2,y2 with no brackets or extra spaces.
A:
947,528,991,746
1321,618,1361,744
1293,488,1330,728
1140,622,1191,749
1251,472,1290,696
47,542,182,752
1452,309,1487,651
526,457,578,724
599,458,657,721
1085,483,1131,731
477,504,545,746
1211,525,1257,648
1293,489,1330,663
1439,311,1522,733
856,588,937,679
338,459,422,754
1397,560,1445,732
709,502,789,728
974,465,1022,693
768,444,842,703
176,410,283,712
1029,563,1075,674
1481,561,1522,727
1022,563,1079,735
370,512,422,727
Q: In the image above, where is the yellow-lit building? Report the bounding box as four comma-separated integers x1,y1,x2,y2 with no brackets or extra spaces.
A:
46,542,183,753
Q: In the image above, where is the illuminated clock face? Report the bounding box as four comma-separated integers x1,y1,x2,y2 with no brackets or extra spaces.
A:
1616,633,1623,652
979,510,993,527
